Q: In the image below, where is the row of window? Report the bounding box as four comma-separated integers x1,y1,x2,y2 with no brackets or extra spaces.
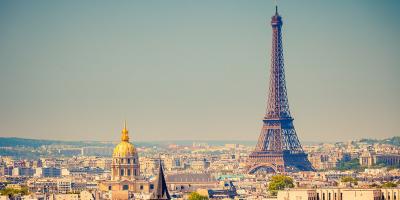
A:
317,192,343,200
108,184,154,191
306,192,397,200
120,168,138,176
114,158,137,164
382,191,397,200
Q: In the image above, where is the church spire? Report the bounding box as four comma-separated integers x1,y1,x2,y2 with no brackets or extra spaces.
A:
150,159,171,200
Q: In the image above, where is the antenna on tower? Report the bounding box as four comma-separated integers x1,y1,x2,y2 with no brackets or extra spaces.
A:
274,0,279,15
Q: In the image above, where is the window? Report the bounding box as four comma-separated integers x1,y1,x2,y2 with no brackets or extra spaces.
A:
127,159,130,164
108,186,112,191
120,169,124,176
150,184,154,190
140,185,143,190
323,193,325,200
328,193,331,200
123,185,129,190
127,169,131,176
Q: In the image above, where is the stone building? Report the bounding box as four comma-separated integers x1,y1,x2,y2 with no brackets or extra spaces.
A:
98,122,153,199
278,188,384,200
111,122,140,181
360,150,400,167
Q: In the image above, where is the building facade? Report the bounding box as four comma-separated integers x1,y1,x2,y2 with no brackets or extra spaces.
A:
111,122,140,181
99,122,154,199
278,188,389,200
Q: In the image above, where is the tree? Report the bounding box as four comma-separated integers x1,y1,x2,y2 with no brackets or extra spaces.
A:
340,176,358,187
336,158,361,171
0,188,19,197
188,192,208,200
382,182,398,188
268,175,294,196
20,186,29,195
0,187,29,197
369,183,381,188
340,176,357,184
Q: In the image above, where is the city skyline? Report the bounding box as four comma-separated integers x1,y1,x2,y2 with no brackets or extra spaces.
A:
0,1,399,142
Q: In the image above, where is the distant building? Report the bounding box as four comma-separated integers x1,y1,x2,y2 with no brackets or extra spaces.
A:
80,190,96,200
82,147,114,157
0,166,13,176
277,189,317,200
321,171,356,181
69,167,104,176
58,148,82,156
140,157,157,176
225,144,239,149
360,151,400,167
360,151,376,166
49,193,79,200
166,173,218,193
98,122,154,198
163,157,182,171
381,188,400,200
207,181,237,199
27,178,97,194
35,167,61,177
109,190,135,200
111,122,140,181
192,142,209,148
27,178,58,193
278,188,382,200
61,168,70,176
308,153,338,170
31,159,43,168
57,179,72,194
190,159,210,171
12,167,34,177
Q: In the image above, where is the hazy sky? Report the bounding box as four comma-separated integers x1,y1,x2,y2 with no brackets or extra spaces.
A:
0,1,399,142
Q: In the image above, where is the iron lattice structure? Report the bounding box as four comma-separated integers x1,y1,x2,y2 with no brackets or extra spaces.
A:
248,7,314,173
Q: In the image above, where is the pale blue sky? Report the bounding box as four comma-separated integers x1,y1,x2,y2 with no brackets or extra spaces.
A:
0,1,399,142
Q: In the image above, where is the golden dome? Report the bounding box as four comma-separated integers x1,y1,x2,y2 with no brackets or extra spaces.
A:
113,141,136,157
113,121,136,157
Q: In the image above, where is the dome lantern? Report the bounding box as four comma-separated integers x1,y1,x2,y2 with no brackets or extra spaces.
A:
121,120,129,142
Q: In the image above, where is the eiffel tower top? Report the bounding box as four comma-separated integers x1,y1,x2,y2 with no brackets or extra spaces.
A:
265,4,290,120
271,6,282,27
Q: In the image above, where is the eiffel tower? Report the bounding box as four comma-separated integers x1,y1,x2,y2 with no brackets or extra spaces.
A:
247,6,314,173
